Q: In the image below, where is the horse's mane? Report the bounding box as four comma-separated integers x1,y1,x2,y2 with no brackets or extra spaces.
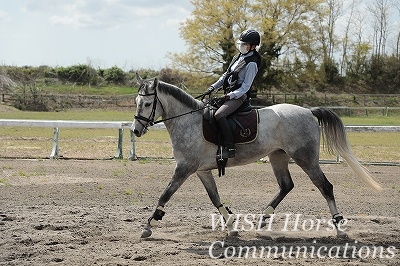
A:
157,81,202,110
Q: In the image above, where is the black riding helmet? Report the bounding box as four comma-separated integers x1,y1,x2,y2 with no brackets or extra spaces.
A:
239,29,261,46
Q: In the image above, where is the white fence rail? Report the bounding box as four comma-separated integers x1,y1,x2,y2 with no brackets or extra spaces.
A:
0,119,399,160
0,119,134,159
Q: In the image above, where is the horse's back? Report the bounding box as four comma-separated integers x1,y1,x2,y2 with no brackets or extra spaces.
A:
259,103,315,126
265,103,311,116
257,103,319,148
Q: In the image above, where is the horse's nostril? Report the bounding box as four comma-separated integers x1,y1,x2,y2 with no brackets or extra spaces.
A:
133,129,140,136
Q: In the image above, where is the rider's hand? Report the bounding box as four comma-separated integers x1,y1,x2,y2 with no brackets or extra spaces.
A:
216,95,230,105
206,86,214,94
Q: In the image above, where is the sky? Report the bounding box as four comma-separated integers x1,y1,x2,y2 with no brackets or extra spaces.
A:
0,0,193,70
1,1,398,71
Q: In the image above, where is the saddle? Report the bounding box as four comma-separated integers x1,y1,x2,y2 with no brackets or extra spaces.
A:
202,99,259,176
203,104,259,145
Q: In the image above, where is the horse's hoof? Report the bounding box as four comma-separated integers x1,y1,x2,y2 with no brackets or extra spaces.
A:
258,220,267,228
337,231,348,239
141,227,152,238
228,229,239,237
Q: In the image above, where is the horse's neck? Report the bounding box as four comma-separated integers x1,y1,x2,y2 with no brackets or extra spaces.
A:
158,89,201,115
158,92,203,130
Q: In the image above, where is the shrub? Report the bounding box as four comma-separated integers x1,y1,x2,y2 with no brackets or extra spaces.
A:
12,85,48,111
56,64,100,85
103,66,126,84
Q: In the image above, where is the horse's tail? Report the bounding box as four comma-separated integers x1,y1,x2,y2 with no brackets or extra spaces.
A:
311,107,382,191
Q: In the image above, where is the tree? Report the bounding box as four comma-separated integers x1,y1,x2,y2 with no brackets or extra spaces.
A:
171,0,250,76
347,42,372,79
340,0,359,76
251,0,325,89
172,0,327,91
369,0,391,60
159,68,186,88
171,0,399,93
312,0,343,84
395,1,400,58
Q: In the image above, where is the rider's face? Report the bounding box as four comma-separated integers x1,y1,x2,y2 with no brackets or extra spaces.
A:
237,41,251,54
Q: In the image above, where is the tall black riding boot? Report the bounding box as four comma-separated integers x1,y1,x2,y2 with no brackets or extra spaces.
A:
216,117,236,158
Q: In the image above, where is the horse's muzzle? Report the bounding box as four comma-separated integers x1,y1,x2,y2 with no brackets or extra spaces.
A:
131,123,147,137
132,128,141,137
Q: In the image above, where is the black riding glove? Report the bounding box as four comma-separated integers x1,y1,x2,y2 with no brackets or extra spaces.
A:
216,95,230,105
205,86,214,95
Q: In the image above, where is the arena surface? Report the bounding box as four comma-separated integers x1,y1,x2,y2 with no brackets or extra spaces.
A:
1,159,399,265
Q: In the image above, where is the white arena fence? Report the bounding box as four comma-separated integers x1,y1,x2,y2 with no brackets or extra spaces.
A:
0,119,399,162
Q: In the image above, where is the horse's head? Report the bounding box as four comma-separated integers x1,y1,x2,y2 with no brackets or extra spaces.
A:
132,73,163,137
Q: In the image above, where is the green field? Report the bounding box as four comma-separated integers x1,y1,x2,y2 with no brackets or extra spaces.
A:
0,107,399,162
2,106,400,124
341,116,400,125
40,85,138,95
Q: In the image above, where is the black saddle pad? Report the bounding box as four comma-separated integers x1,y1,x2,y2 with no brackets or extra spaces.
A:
202,109,259,145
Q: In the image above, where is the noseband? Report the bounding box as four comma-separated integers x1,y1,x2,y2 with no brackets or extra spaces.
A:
134,88,163,130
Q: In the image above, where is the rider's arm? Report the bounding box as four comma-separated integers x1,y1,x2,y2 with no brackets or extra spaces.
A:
211,71,228,91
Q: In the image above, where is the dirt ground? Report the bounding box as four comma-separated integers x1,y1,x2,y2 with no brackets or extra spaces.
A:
0,159,399,265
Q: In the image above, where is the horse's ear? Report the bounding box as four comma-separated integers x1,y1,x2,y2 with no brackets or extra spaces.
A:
152,78,158,89
136,72,143,85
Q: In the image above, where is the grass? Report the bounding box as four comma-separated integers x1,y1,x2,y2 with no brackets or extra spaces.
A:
0,109,133,121
2,105,400,124
318,132,400,162
40,84,138,95
341,116,400,125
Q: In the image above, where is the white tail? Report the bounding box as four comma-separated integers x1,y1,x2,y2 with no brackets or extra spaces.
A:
311,108,382,191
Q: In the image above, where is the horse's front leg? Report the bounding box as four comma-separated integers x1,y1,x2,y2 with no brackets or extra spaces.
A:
197,170,238,236
141,163,194,238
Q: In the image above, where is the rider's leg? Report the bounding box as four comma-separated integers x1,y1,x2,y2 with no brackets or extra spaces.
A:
216,117,236,158
214,95,247,159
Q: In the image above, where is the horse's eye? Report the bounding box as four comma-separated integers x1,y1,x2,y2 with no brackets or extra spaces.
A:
145,102,151,107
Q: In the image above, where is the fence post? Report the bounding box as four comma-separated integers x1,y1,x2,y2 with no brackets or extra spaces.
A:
50,127,59,159
128,130,136,160
336,154,342,163
114,128,124,159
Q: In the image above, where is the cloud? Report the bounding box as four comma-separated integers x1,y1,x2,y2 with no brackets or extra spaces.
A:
49,13,101,28
24,0,192,30
2,0,192,68
0,9,10,21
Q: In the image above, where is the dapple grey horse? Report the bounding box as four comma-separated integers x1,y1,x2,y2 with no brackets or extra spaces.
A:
131,74,382,239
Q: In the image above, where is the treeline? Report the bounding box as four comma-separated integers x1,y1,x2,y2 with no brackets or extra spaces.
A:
1,56,399,95
0,65,188,111
0,65,184,88
171,0,400,94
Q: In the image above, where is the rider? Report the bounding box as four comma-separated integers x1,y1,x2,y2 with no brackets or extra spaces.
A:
205,29,261,159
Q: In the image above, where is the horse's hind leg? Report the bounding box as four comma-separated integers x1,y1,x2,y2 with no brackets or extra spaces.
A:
293,154,348,238
260,150,294,226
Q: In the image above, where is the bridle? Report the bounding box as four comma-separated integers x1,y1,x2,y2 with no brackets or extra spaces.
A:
134,87,164,130
134,85,211,131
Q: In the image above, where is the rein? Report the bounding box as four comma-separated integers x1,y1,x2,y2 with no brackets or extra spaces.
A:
154,105,208,125
134,89,210,129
